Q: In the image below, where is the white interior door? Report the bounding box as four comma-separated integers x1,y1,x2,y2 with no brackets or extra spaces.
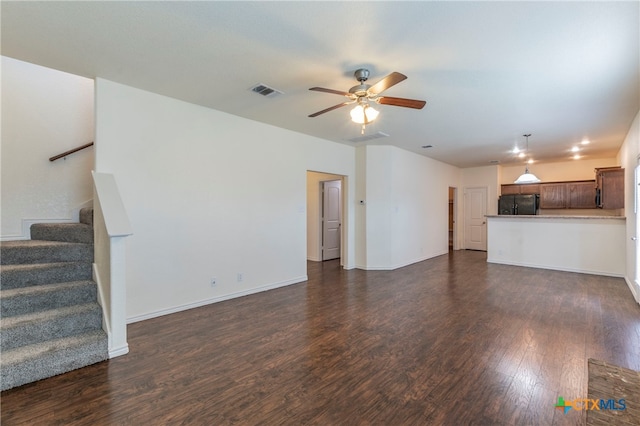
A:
322,180,341,260
464,187,487,251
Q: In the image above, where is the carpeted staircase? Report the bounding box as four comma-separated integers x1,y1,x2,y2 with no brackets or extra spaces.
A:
1,208,108,391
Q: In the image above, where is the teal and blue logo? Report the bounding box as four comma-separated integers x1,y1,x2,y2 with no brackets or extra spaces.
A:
555,396,626,413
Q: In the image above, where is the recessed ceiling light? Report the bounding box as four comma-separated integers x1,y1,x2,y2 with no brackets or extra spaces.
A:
571,146,580,153
581,139,590,145
518,152,526,158
512,147,520,154
527,159,534,164
573,154,581,160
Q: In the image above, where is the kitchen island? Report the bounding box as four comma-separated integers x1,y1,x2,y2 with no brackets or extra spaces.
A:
486,215,626,277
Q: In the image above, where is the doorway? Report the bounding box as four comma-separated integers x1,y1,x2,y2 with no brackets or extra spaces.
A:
306,171,345,265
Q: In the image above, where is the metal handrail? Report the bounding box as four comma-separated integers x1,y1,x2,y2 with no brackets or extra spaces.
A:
49,142,94,162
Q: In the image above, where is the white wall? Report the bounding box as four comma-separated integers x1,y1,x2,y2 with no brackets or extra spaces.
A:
487,216,626,276
360,145,461,269
1,57,94,239
95,79,357,321
617,110,640,303
306,171,343,262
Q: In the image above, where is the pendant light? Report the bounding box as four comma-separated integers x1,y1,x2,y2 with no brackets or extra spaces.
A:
514,134,541,184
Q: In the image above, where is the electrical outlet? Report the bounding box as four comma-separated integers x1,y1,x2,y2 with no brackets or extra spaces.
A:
211,277,217,287
237,273,243,282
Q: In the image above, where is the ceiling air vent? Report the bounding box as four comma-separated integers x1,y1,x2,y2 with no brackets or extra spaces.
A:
250,83,283,97
347,131,390,143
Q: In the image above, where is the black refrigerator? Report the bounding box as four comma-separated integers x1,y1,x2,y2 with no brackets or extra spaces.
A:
498,194,539,215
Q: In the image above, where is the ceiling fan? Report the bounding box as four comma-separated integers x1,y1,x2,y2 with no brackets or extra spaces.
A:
308,68,426,131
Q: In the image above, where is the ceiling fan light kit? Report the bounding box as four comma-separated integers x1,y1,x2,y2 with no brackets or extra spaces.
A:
514,134,541,184
350,103,379,125
308,68,426,133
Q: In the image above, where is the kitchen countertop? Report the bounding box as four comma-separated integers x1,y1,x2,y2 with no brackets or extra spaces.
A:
486,215,625,220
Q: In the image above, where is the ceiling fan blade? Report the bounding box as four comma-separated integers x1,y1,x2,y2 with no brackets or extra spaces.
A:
368,72,407,95
309,87,352,97
308,101,352,117
377,96,426,109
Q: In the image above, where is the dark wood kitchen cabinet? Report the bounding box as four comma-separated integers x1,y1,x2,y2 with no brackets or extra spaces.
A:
596,167,624,209
539,183,566,209
500,183,540,195
567,181,597,209
539,180,596,209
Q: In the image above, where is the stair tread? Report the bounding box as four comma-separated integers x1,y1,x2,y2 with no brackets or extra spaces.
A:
1,280,95,298
0,262,92,290
1,240,93,265
0,329,107,365
31,223,91,228
1,302,101,329
30,223,93,244
1,239,91,248
1,280,97,319
1,261,88,272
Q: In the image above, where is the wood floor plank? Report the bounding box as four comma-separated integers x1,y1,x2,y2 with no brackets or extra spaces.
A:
2,250,638,425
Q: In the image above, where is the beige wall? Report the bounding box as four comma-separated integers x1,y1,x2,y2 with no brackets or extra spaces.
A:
500,157,619,184
462,166,500,216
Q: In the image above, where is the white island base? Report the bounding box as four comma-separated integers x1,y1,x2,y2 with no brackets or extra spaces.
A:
487,215,625,277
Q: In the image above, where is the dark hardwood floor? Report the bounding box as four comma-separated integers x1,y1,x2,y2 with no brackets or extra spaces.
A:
2,250,639,425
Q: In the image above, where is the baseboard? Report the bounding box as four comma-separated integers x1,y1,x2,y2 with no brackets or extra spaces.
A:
127,275,309,324
109,344,130,358
486,257,625,278
626,277,640,305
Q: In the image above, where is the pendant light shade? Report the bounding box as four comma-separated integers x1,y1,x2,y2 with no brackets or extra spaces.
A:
514,167,541,184
514,134,541,184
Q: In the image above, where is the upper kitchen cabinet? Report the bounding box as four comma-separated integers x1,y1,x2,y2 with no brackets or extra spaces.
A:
596,167,624,209
539,180,596,209
568,181,597,209
501,183,540,195
539,183,567,209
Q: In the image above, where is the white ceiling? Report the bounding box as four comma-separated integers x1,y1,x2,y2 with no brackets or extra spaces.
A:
2,1,638,168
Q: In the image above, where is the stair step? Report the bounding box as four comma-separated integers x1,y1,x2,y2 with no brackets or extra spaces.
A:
0,240,93,265
79,207,94,227
0,330,108,391
30,223,93,244
1,303,103,351
1,281,97,318
0,262,92,290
